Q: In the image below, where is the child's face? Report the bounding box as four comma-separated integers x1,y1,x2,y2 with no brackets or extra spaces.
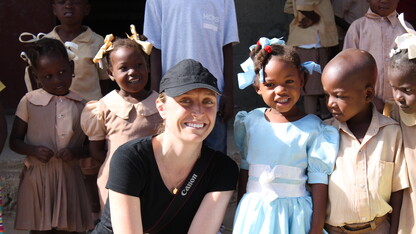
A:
368,0,398,17
33,54,73,96
52,0,90,25
108,46,148,95
322,72,372,123
389,70,416,114
256,57,304,114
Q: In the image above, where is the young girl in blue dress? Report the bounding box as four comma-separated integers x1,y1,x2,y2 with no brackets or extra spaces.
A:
232,37,339,234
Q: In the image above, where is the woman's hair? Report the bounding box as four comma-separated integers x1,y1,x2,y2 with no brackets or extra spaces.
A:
156,92,167,134
27,38,69,69
389,49,416,77
105,37,148,69
250,44,305,89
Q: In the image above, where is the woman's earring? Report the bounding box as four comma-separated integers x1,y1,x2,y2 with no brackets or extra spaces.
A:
72,73,75,78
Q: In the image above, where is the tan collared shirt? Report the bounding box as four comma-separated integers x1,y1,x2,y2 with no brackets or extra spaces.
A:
324,106,408,226
343,10,411,102
331,0,369,24
47,26,109,101
81,90,162,208
284,0,338,47
388,105,416,234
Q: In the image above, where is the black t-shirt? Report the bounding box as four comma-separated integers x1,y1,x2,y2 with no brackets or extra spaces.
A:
105,136,238,234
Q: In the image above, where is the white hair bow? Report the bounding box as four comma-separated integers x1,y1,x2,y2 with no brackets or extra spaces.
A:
390,13,416,59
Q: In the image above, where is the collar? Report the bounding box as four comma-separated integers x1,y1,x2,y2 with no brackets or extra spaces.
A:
26,89,83,106
399,109,416,126
330,104,398,142
102,90,159,119
365,8,399,27
48,26,93,43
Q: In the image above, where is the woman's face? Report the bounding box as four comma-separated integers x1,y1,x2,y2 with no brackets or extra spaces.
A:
157,88,218,143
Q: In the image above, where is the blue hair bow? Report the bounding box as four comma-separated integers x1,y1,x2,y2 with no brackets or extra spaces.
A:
302,61,321,74
237,37,286,89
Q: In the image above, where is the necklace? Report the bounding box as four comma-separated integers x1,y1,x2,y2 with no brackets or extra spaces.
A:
160,156,187,195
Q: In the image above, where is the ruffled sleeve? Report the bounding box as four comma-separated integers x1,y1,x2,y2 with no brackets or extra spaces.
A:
234,111,249,170
81,100,106,141
307,124,339,184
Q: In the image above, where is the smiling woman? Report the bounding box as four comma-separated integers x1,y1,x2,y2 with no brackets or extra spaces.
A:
92,59,239,234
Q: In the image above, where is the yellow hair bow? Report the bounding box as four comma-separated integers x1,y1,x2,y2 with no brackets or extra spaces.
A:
93,34,114,68
126,24,153,55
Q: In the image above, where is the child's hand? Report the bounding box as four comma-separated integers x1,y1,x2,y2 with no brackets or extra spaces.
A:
56,148,76,161
298,11,320,28
33,146,54,163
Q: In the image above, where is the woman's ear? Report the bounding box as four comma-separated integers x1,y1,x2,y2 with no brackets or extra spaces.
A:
156,99,166,119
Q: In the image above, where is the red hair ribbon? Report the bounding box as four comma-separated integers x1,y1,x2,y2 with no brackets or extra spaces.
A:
264,45,272,53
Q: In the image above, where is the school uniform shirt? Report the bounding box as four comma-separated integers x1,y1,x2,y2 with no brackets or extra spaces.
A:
332,0,369,24
343,10,411,102
284,0,338,47
46,26,110,101
388,105,416,234
324,106,409,226
14,89,93,231
81,90,162,209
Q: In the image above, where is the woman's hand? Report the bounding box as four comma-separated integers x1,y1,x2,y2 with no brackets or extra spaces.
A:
109,189,143,234
188,190,234,234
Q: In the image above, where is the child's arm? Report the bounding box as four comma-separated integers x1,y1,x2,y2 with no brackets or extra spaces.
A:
150,48,162,92
237,169,248,203
220,43,234,122
89,140,107,163
9,116,54,162
298,11,321,28
389,190,403,234
309,183,327,234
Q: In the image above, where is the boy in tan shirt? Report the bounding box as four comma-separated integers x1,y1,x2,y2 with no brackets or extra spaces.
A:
322,49,408,233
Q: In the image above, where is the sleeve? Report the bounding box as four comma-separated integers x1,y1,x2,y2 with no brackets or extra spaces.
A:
143,0,162,49
223,0,239,46
80,100,106,141
392,127,409,192
207,152,239,192
234,111,249,170
342,20,360,49
15,95,29,122
295,0,320,11
307,124,340,184
106,141,146,197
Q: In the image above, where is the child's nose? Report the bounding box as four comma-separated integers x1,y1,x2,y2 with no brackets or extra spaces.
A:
274,85,286,94
128,68,137,76
394,91,405,103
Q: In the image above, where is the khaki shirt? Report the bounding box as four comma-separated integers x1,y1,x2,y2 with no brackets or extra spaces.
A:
343,10,411,102
284,0,338,47
324,106,409,226
47,26,109,101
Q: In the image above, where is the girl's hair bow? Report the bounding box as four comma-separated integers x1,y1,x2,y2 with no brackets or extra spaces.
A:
302,61,321,75
126,24,153,55
238,37,286,89
93,34,115,68
390,13,416,59
19,32,78,92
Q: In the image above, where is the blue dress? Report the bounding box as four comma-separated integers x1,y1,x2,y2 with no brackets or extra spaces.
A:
232,108,339,234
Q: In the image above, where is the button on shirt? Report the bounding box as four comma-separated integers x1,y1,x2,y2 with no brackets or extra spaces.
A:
324,106,408,226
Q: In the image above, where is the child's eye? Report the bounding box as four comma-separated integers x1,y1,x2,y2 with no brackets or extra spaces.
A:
44,74,53,79
285,80,294,84
264,82,275,88
405,88,413,93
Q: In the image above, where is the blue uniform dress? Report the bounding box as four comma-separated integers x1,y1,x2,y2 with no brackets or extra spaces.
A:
233,108,339,234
